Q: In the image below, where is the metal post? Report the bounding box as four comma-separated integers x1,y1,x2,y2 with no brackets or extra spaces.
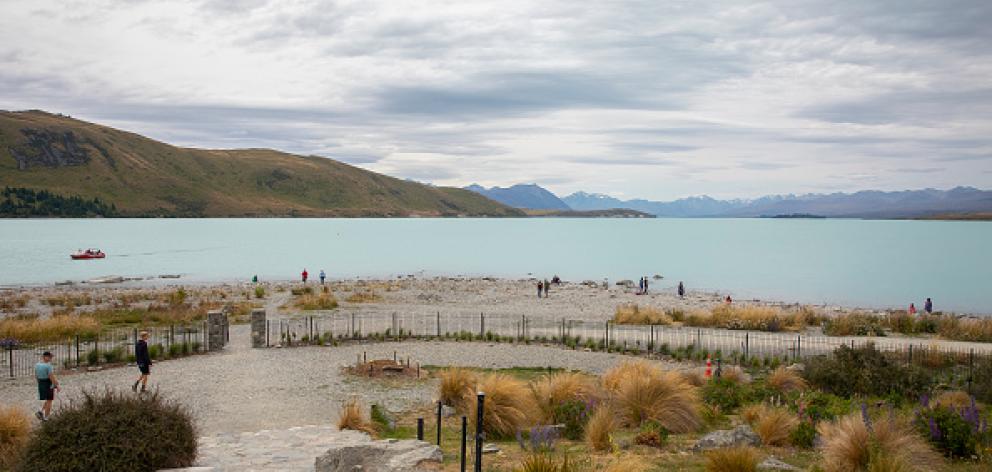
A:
744,333,749,362
7,347,12,378
436,401,443,445
75,335,80,367
474,392,485,472
437,311,441,338
796,335,801,360
479,313,485,339
460,415,468,472
417,418,424,441
969,349,974,394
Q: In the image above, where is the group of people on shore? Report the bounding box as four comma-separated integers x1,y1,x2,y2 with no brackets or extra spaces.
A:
300,269,327,284
536,276,561,298
909,297,934,315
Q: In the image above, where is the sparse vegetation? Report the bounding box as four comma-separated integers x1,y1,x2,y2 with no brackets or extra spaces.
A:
0,406,31,470
336,398,376,436
0,315,100,343
705,447,759,472
804,343,933,399
345,291,382,303
294,292,338,311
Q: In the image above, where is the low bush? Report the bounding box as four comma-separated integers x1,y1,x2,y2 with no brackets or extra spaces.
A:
633,420,668,448
0,315,100,343
613,304,672,325
471,373,537,438
702,378,746,412
915,395,990,459
294,293,338,310
584,406,617,452
337,398,376,436
0,405,31,470
704,447,759,472
17,390,196,471
253,286,265,299
101,346,124,364
803,344,934,399
685,305,807,332
822,312,885,336
553,400,593,440
818,412,943,472
86,348,99,366
790,419,816,448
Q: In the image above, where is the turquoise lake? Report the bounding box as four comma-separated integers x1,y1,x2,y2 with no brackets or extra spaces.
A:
0,218,989,314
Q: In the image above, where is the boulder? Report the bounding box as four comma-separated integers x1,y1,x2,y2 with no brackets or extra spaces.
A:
315,436,442,472
692,425,761,451
758,456,801,471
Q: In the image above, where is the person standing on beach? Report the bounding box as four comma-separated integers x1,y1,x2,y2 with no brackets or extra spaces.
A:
909,303,917,315
678,281,685,299
638,277,644,294
537,280,543,298
302,269,308,284
132,331,151,393
319,270,326,285
925,298,933,314
643,276,649,294
35,351,59,421
544,279,550,298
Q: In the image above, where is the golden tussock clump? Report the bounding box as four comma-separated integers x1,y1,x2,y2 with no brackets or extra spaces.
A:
602,360,662,392
471,373,538,438
336,398,377,436
295,292,339,310
345,291,382,303
934,390,977,410
0,405,31,470
531,372,598,423
818,413,944,472
602,457,651,472
612,369,701,433
766,367,808,393
741,404,798,446
584,406,619,452
705,447,760,472
438,368,478,412
613,304,672,325
0,315,100,343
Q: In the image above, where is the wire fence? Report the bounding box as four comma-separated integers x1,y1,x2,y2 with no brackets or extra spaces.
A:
1,322,208,379
263,309,992,370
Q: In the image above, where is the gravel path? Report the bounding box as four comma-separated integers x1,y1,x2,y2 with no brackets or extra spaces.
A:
0,324,647,435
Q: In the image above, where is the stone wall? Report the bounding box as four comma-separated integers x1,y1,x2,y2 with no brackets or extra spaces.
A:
251,309,266,348
207,310,228,351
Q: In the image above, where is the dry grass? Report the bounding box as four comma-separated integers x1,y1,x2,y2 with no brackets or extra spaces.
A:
584,406,618,452
0,315,100,342
0,405,31,470
602,457,651,472
344,291,382,303
612,369,701,432
439,368,477,412
89,304,205,326
934,316,992,343
818,413,944,472
681,369,707,387
531,372,598,423
705,447,759,472
719,366,750,384
471,373,538,438
613,304,672,325
934,390,975,410
336,398,377,436
603,360,661,392
294,293,339,311
697,304,807,332
766,367,808,393
742,405,798,446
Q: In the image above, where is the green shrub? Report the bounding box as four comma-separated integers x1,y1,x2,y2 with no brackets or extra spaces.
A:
16,390,196,471
803,344,934,399
634,420,668,448
790,419,816,448
370,404,393,432
793,390,852,422
149,344,163,359
168,343,183,357
552,400,591,440
102,347,124,364
86,349,99,366
914,399,990,459
702,378,745,412
254,286,265,299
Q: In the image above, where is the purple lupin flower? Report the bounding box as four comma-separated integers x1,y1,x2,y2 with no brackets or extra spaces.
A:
861,403,873,433
929,416,941,440
919,394,930,408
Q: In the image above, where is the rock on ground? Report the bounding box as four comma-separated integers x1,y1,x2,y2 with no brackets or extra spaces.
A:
315,435,442,472
692,424,761,451
758,456,802,471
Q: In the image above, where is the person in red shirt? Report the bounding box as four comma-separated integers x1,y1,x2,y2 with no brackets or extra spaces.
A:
302,269,308,283
909,303,917,315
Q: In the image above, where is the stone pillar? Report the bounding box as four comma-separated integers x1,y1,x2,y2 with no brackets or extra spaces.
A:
251,309,267,348
207,310,227,351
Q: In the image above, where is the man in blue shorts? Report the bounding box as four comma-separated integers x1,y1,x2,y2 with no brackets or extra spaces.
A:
132,331,151,393
35,351,60,421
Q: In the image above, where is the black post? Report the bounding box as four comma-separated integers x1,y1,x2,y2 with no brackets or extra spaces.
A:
266,320,270,347
474,392,485,472
75,335,80,367
437,311,441,338
605,321,609,347
744,332,749,362
460,415,468,472
796,335,801,360
969,349,974,394
417,418,424,441
479,313,485,338
716,358,722,378
7,347,12,378
908,344,913,364
436,401,443,445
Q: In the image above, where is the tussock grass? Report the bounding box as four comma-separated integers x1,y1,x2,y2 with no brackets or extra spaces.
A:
514,453,574,472
704,447,759,472
719,366,750,385
934,390,975,410
934,316,992,343
741,404,797,446
89,304,205,326
531,372,598,423
823,312,885,336
0,405,30,470
613,304,672,325
603,360,661,392
584,406,618,452
703,304,806,332
612,369,701,432
766,367,807,393
345,291,382,303
439,368,477,412
818,413,943,472
0,315,100,342
294,293,339,311
471,373,538,438
603,457,651,472
337,398,376,436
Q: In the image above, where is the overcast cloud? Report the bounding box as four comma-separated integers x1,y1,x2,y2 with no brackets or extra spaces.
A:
1,0,990,199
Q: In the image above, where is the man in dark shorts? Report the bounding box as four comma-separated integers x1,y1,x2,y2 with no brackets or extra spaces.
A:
132,331,152,393
35,351,60,421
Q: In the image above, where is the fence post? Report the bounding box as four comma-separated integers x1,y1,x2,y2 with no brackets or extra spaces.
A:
479,313,485,339
796,335,801,360
417,418,424,441
474,392,485,472
437,311,441,338
968,349,974,394
460,415,468,472
7,347,12,378
908,344,913,364
75,335,80,367
436,401,443,446
744,333,749,362
605,321,609,347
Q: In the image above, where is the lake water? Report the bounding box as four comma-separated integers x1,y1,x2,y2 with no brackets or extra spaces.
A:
0,218,989,314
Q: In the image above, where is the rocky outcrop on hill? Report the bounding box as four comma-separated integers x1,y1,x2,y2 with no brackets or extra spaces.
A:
8,128,91,169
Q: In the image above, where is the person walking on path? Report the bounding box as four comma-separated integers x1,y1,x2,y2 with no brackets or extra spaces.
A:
925,298,933,314
678,281,685,299
319,269,326,285
35,351,59,421
301,269,308,284
638,277,644,295
643,276,649,294
132,331,152,393
543,279,550,298
537,280,544,298
909,303,917,315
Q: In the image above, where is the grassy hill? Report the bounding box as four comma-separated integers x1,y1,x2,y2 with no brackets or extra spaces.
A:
0,110,521,217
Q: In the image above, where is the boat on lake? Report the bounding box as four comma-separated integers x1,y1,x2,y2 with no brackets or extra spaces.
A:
70,249,105,260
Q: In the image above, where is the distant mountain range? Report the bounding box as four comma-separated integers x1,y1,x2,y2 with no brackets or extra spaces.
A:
464,184,570,210
0,111,521,217
562,188,992,218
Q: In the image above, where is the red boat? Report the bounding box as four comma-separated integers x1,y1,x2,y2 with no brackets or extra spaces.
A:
71,249,106,260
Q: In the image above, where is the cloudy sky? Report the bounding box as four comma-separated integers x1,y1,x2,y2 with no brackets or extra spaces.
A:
2,0,991,200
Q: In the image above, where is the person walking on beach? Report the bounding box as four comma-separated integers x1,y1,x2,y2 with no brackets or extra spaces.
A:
725,295,732,304
132,331,151,393
678,281,685,299
544,279,550,298
319,269,326,285
537,280,543,298
925,297,933,314
909,303,917,315
643,276,649,294
35,351,59,421
638,277,644,294
301,269,308,284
